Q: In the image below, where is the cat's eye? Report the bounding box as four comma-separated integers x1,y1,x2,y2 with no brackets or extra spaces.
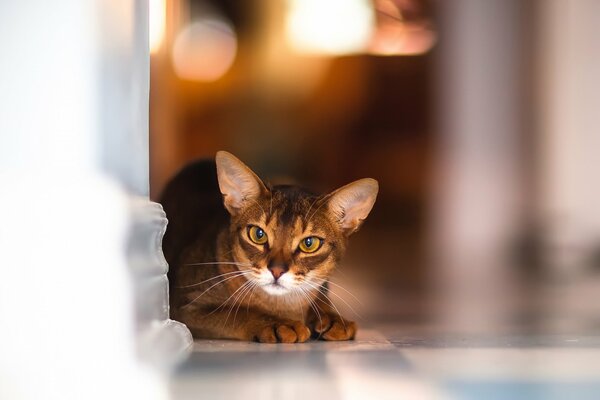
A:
298,236,322,253
248,225,268,245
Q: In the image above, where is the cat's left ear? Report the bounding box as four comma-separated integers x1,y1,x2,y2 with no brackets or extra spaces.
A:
215,151,268,215
327,178,378,235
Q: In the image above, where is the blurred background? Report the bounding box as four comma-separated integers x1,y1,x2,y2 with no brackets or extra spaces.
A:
3,1,598,399
149,0,600,336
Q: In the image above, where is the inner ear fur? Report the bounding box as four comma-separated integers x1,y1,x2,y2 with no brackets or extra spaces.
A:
327,178,378,235
215,151,268,215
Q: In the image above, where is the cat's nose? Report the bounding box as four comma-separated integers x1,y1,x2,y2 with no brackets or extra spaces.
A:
268,264,288,280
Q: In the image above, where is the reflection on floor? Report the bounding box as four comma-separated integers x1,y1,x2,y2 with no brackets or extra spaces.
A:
169,325,600,400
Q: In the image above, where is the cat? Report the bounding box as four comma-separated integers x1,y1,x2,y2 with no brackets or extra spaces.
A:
161,151,378,343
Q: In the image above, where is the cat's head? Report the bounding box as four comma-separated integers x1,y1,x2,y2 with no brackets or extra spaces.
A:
215,151,378,297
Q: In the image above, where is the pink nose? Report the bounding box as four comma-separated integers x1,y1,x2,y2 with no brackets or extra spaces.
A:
269,266,287,280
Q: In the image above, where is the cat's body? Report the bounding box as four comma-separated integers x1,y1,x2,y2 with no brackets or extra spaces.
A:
161,152,377,343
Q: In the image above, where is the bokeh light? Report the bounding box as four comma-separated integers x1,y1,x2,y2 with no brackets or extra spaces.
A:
285,0,375,55
171,18,237,82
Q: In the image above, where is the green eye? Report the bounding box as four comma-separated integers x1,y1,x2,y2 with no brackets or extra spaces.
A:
248,225,268,245
298,237,322,253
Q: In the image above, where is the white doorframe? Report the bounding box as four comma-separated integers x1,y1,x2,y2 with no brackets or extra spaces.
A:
0,2,191,398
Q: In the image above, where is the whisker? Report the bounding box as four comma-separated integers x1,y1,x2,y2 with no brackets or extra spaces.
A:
205,279,253,318
332,266,351,280
221,249,235,257
222,281,255,328
182,271,252,309
325,280,364,307
324,285,359,321
308,279,363,319
176,270,251,289
231,280,255,323
307,286,343,320
323,287,362,320
298,286,322,334
305,289,324,335
306,191,336,222
233,281,257,326
246,284,258,314
304,196,320,221
291,288,304,320
302,280,351,328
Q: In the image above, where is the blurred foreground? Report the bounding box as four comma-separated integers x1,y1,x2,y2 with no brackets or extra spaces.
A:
172,323,600,400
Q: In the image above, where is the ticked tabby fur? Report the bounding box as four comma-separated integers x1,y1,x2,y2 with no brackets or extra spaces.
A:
161,152,378,343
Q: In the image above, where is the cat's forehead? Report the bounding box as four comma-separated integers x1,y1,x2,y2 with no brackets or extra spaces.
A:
274,187,337,235
239,185,333,234
267,186,315,225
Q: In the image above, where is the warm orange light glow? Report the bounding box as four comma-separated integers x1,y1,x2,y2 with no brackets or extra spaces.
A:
171,19,237,82
285,0,374,55
149,0,166,54
369,0,436,56
369,25,436,56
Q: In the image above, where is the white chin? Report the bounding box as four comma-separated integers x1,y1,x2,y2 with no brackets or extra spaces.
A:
261,283,290,296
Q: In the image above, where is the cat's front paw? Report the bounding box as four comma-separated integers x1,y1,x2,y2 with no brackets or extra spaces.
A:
254,320,311,343
311,313,357,341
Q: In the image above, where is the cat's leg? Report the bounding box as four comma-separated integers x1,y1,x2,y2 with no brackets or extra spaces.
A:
173,306,311,343
306,291,357,341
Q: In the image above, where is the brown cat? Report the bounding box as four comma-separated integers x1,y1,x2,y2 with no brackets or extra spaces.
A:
161,151,378,343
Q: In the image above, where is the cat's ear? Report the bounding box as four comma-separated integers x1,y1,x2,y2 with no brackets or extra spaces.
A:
327,178,378,235
215,151,267,215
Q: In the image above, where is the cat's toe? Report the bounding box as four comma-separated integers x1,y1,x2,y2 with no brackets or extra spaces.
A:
292,321,311,343
276,321,311,343
276,325,297,343
312,314,332,335
322,319,357,341
256,325,278,343
256,321,310,343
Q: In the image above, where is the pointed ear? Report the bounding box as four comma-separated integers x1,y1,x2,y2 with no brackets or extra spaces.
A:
215,151,267,215
327,178,378,235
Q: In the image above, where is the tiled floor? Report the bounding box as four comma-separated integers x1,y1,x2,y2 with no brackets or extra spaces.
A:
168,270,600,399
169,325,600,400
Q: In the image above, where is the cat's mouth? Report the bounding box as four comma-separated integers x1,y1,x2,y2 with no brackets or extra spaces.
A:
261,281,290,296
252,270,294,296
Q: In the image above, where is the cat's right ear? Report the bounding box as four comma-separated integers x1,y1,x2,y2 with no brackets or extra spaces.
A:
215,151,267,215
327,178,378,236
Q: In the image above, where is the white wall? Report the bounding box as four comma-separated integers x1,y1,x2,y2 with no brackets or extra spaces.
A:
0,1,149,196
0,2,177,399
431,0,526,329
